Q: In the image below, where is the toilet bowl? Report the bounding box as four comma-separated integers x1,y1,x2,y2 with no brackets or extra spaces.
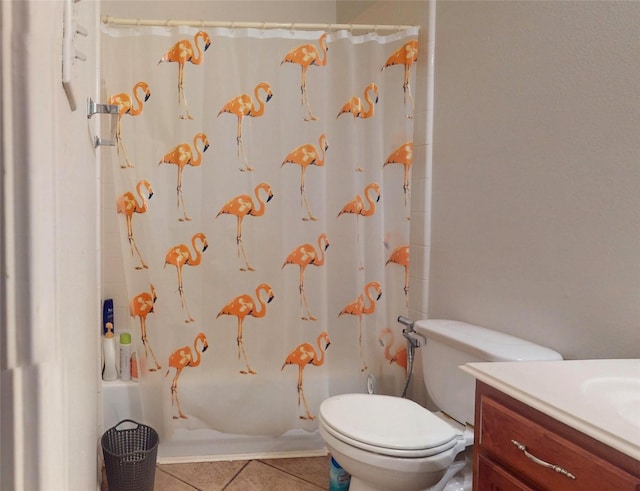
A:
319,394,469,491
319,320,563,491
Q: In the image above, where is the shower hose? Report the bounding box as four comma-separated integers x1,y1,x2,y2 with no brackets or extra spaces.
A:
397,315,417,399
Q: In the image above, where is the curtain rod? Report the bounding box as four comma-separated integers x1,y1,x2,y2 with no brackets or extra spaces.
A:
101,16,417,33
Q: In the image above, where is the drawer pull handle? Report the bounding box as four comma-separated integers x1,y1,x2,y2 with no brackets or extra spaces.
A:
511,440,576,480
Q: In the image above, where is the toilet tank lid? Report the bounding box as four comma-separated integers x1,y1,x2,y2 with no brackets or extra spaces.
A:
414,319,563,362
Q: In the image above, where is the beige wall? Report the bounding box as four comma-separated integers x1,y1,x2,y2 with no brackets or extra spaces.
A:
340,1,640,361
101,0,336,23
429,1,640,359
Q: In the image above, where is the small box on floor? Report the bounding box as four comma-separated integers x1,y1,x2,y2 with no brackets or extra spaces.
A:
329,456,351,490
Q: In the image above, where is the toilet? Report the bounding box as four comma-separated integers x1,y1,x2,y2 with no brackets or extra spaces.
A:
319,319,563,491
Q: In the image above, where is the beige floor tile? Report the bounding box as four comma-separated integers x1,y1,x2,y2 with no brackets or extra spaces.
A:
224,460,324,491
260,456,330,489
158,461,247,491
153,466,197,491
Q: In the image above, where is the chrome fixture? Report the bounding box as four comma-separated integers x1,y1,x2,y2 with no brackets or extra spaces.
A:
396,316,426,398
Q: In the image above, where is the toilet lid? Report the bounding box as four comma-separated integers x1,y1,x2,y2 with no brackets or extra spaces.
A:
319,394,457,457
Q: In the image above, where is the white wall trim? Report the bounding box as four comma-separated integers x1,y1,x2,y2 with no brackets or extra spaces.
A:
1,1,65,488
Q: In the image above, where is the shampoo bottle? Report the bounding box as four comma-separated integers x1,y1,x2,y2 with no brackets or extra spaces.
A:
102,299,114,336
119,333,132,381
102,323,118,381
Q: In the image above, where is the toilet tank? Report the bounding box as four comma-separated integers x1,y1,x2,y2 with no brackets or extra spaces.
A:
415,319,563,426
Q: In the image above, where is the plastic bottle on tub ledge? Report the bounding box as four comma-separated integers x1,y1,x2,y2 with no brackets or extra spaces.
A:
119,332,132,381
102,322,118,381
329,456,351,490
102,299,114,336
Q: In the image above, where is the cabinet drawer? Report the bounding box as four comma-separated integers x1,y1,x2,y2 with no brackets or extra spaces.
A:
478,395,639,491
476,454,535,491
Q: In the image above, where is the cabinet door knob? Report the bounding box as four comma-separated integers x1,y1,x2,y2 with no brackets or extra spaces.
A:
511,440,577,480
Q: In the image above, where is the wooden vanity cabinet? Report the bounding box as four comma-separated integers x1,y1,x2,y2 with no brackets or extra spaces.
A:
473,381,640,491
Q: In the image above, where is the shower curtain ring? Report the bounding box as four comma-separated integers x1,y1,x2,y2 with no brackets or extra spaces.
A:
199,19,205,29
164,19,172,31
261,22,266,34
135,18,141,31
290,23,295,35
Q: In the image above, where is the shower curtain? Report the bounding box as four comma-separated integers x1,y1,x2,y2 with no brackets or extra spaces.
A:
102,22,417,446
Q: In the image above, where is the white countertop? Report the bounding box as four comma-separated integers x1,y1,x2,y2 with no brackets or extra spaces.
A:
461,359,640,461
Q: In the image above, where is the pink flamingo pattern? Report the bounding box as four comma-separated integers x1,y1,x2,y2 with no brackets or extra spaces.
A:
336,82,379,172
129,284,161,372
281,134,328,221
281,33,328,121
216,283,275,375
158,31,212,119
381,39,418,117
164,232,208,323
386,245,410,306
217,82,273,171
108,81,151,168
282,233,330,321
336,82,379,120
338,281,382,372
216,183,274,272
383,141,413,213
105,31,415,429
159,132,210,221
379,327,408,374
281,331,331,420
116,179,153,270
337,183,380,270
166,333,208,419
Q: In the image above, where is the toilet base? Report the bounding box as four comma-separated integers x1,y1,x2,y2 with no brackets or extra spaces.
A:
346,476,383,491
330,447,473,491
346,460,470,491
440,464,472,491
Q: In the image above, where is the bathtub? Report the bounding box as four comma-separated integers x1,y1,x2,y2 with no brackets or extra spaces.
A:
102,380,143,429
101,380,326,463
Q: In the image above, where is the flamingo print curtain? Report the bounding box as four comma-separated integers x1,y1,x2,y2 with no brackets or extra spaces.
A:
102,23,417,447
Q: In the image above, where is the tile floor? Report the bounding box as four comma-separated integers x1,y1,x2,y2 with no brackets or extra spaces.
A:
101,456,330,491
153,455,330,491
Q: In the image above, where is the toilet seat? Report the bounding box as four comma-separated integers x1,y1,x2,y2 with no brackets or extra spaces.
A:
319,394,458,458
321,420,459,458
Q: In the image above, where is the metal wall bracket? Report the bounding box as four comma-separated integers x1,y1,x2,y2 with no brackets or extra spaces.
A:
62,0,88,111
87,98,118,147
